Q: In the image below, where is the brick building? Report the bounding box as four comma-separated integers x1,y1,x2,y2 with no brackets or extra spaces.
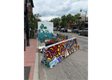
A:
24,0,34,50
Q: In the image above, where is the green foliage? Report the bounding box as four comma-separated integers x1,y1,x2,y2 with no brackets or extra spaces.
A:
61,15,67,27
50,13,82,29
28,15,37,38
50,17,61,28
34,13,41,21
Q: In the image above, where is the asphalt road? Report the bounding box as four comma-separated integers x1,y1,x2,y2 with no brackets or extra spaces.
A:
39,31,88,80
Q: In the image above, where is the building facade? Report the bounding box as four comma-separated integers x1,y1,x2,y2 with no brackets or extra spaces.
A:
24,0,34,50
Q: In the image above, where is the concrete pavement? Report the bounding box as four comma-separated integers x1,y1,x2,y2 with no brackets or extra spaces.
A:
24,39,37,80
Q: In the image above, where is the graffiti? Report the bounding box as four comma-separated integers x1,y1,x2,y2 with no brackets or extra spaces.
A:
38,22,53,42
38,24,53,42
41,37,79,68
49,57,59,68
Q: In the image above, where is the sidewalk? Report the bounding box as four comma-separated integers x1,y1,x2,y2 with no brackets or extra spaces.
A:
24,39,37,80
38,41,47,80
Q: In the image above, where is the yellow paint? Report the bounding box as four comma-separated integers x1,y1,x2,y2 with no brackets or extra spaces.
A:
58,52,60,55
47,58,51,61
57,48,60,51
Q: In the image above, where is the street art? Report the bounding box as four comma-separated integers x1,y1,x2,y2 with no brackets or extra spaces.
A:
38,22,53,42
41,37,79,68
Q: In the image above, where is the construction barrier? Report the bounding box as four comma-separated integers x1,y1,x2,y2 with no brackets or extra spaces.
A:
41,37,79,68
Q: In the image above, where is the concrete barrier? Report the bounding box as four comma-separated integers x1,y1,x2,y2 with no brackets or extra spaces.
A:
41,37,79,68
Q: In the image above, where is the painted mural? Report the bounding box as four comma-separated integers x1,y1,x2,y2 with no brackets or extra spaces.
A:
38,22,54,43
41,37,79,68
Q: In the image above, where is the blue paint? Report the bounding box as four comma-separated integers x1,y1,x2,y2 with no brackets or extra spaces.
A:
57,56,63,63
49,57,59,68
38,23,54,42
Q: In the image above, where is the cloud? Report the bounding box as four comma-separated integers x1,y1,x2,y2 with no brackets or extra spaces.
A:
39,16,60,21
33,0,88,21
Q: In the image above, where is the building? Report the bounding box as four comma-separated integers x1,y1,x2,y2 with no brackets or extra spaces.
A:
24,0,34,50
67,14,88,30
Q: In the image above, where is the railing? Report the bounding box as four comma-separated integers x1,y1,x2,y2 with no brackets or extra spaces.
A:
41,37,79,68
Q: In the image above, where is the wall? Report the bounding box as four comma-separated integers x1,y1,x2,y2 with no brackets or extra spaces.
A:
41,37,78,68
38,22,53,42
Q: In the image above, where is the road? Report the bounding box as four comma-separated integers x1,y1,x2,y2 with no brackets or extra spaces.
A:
39,31,88,80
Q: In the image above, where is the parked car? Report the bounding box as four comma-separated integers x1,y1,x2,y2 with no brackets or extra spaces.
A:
53,27,57,31
57,28,60,31
78,30,83,33
60,28,67,32
72,29,79,33
67,29,72,32
79,28,88,36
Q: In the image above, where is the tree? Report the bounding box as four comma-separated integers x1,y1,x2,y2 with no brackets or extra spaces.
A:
28,14,37,38
50,17,61,29
49,13,84,29
60,15,67,28
34,13,41,21
66,14,73,22
66,14,75,28
73,13,81,29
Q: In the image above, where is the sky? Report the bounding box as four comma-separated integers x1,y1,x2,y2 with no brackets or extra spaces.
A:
33,0,88,21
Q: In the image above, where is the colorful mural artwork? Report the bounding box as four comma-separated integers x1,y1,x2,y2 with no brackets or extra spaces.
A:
41,37,79,68
38,22,54,42
43,33,68,47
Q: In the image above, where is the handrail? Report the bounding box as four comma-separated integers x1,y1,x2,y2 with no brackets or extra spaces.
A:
44,37,77,49
41,37,78,68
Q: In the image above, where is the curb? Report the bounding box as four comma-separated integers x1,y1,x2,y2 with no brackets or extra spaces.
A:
33,52,39,80
38,52,47,80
